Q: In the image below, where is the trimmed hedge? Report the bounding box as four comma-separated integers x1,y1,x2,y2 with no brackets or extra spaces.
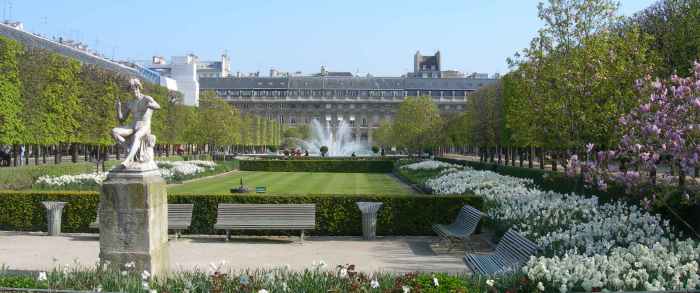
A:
0,191,481,236
239,160,395,173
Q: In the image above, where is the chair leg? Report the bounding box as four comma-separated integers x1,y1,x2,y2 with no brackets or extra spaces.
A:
300,230,305,243
447,239,456,252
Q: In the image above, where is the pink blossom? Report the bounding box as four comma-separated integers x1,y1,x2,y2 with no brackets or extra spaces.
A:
640,103,651,112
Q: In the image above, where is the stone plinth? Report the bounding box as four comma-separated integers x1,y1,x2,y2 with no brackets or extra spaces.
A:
99,169,169,276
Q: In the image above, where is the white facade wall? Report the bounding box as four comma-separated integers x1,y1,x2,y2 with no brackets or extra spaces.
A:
149,55,200,106
170,56,200,107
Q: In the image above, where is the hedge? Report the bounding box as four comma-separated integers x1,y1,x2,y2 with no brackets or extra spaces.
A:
0,191,481,236
239,160,395,173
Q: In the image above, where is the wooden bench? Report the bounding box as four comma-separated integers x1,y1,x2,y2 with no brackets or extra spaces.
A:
90,204,194,238
214,204,315,242
432,204,484,251
464,228,540,275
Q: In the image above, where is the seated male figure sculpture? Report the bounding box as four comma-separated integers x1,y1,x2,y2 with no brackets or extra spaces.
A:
111,78,161,169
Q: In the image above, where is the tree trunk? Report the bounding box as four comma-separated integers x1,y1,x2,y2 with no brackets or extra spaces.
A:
54,144,60,164
34,145,39,165
679,160,686,189
552,150,558,171
71,144,78,163
497,146,502,165
519,148,524,167
528,146,533,168
42,145,47,164
538,148,544,169
12,144,18,166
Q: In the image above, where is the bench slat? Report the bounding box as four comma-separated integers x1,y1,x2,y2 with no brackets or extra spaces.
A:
465,228,540,275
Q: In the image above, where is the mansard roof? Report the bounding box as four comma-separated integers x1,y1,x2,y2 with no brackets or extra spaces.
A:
199,76,496,90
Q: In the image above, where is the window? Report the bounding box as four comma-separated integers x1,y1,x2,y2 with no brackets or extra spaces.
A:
361,118,367,127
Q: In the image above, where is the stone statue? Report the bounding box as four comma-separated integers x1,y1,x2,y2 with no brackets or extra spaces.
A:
111,78,160,170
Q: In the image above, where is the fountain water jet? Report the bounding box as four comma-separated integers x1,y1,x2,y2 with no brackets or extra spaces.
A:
296,119,370,156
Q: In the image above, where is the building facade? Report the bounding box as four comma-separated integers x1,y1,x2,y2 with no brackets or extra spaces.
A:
148,55,201,106
199,52,497,145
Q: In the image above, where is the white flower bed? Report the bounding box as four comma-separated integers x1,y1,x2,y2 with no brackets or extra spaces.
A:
36,172,107,187
36,160,218,187
155,160,217,180
423,167,698,291
400,160,461,171
525,240,700,292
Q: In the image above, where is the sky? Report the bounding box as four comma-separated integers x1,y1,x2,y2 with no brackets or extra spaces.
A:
7,0,657,76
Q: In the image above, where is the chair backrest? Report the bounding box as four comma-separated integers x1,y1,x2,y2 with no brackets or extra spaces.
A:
216,204,315,229
450,204,483,235
494,228,540,265
168,204,194,226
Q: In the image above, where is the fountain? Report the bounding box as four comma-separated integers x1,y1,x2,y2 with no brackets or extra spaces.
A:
296,119,370,156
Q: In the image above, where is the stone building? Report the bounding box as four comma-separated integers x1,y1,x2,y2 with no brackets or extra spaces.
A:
199,52,497,145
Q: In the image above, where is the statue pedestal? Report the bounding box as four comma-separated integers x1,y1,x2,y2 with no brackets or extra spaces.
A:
99,169,169,276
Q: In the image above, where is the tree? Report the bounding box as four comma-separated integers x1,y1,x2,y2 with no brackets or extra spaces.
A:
281,125,310,149
19,49,82,163
75,65,125,146
320,145,328,157
392,96,443,153
631,0,700,77
0,36,24,146
373,119,395,147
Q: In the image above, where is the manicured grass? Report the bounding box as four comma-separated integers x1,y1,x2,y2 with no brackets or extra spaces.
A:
168,171,414,195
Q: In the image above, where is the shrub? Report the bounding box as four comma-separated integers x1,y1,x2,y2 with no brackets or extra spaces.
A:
240,160,395,173
0,191,481,236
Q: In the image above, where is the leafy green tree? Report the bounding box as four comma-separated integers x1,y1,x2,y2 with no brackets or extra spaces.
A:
373,119,395,147
631,0,700,77
19,49,82,162
0,36,24,145
392,96,443,153
195,91,241,151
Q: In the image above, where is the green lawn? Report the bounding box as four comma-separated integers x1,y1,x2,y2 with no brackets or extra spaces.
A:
167,171,414,195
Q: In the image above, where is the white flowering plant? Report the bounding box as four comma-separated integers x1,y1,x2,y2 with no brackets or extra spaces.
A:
34,160,223,190
422,165,699,291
